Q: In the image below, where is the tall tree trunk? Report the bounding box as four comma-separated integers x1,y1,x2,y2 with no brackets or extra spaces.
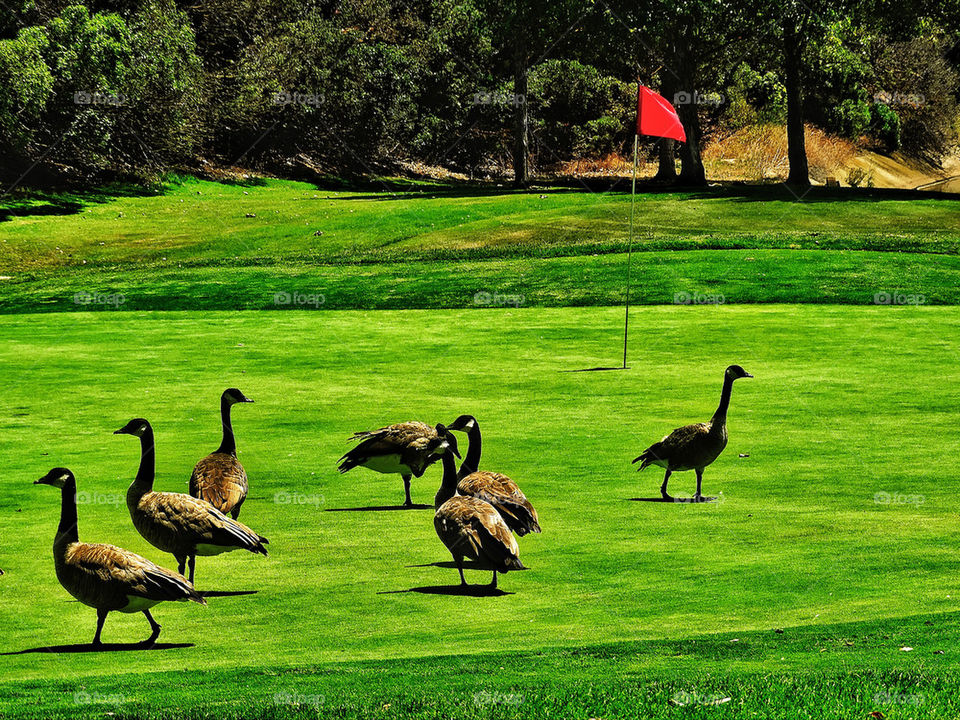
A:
675,51,706,186
783,18,809,188
512,31,529,188
654,74,678,182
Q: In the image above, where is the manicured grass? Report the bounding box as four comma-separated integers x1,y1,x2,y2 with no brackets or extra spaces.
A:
1,176,959,310
1,306,958,717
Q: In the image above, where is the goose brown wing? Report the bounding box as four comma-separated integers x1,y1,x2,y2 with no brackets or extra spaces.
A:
140,492,268,553
190,453,248,514
339,422,438,472
634,422,711,467
434,497,523,571
65,543,205,604
458,472,541,536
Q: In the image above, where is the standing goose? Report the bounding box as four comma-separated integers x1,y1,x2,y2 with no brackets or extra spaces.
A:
115,418,268,584
189,388,254,519
338,421,460,507
34,467,205,647
445,415,541,536
633,364,753,501
434,449,525,589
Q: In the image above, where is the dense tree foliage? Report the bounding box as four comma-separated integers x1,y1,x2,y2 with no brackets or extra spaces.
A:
0,0,957,185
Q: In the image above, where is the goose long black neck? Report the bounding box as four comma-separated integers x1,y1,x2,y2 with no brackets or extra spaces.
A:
457,423,482,480
131,425,156,492
711,374,735,427
217,396,237,456
434,452,459,508
55,478,79,549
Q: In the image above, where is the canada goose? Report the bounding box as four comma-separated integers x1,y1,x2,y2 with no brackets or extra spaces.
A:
338,421,460,506
115,418,268,583
34,467,205,647
444,415,541,536
633,364,753,501
189,388,254,519
433,450,525,589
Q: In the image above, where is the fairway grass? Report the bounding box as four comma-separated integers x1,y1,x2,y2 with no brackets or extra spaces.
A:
1,306,959,717
2,176,959,311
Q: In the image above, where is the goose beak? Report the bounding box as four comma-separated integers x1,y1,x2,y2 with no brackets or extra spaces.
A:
744,372,754,378
243,398,254,403
112,428,124,434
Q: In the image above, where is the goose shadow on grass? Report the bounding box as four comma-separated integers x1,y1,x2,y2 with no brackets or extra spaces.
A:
325,503,433,512
196,590,258,598
378,560,519,596
628,496,719,503
2,642,193,655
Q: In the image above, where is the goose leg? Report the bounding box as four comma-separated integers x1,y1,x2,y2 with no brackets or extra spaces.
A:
489,571,498,589
402,475,413,507
187,555,196,584
660,469,673,500
175,554,187,577
694,469,704,501
140,610,161,647
454,555,467,586
92,608,108,646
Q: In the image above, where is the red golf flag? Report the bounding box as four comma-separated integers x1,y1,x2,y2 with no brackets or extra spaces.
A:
636,85,686,142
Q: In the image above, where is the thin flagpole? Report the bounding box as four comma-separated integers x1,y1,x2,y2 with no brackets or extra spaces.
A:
622,133,639,370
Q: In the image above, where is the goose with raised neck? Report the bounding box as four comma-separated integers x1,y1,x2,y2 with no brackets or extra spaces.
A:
633,364,753,502
35,467,204,647
190,388,253,518
116,418,269,584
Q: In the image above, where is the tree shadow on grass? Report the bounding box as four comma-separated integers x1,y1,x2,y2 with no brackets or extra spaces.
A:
2,642,192,655
325,504,433,512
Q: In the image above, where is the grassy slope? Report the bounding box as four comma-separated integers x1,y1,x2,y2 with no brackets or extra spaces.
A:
1,176,959,310
1,307,959,717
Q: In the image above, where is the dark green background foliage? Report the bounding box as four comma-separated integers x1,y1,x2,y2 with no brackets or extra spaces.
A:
0,0,957,183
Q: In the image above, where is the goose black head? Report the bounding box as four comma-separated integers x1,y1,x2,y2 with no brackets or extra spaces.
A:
725,364,754,380
223,388,254,405
432,423,461,459
35,467,74,488
114,418,151,437
447,415,478,433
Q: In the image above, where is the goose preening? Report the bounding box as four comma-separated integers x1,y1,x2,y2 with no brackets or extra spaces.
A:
115,418,269,584
35,467,205,647
434,449,525,589
189,388,254,519
445,415,541,536
633,364,753,501
338,421,460,507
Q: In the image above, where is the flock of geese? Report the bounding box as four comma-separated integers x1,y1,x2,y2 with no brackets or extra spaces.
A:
30,365,751,647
